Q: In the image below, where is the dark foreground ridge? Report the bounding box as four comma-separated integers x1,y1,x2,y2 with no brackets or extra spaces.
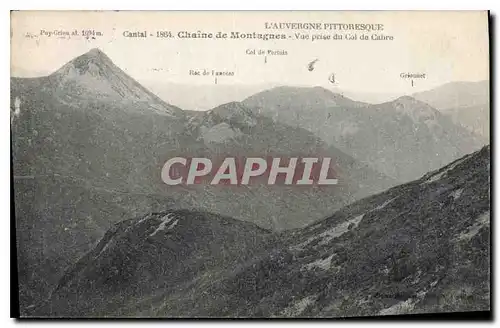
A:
30,145,490,318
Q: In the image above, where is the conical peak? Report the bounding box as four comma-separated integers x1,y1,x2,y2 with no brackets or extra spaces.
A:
72,48,112,68
52,48,117,80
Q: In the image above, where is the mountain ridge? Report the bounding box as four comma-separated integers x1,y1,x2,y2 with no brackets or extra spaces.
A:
12,48,489,317
35,145,490,317
242,86,485,183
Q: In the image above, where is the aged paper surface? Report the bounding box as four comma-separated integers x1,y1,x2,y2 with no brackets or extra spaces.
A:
11,11,490,318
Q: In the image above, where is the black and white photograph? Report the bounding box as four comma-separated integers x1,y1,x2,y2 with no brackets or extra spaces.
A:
9,10,491,318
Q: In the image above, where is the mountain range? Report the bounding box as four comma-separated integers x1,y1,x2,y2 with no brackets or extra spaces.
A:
11,48,489,317
34,145,490,317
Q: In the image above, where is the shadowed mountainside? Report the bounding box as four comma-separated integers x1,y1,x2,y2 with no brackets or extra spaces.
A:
36,146,490,317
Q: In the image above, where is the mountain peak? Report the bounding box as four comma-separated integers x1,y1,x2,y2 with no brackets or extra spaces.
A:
52,48,115,79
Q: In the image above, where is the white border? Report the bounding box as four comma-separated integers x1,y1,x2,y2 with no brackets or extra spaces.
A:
3,1,498,327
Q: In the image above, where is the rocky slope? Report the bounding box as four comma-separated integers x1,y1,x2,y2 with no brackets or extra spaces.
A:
36,146,490,317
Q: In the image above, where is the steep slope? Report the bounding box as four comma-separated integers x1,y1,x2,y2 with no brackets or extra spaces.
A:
412,81,490,139
38,146,490,317
243,86,484,182
34,210,276,317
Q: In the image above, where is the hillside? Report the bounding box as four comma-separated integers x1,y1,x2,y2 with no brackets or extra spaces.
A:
11,49,200,311
36,146,490,317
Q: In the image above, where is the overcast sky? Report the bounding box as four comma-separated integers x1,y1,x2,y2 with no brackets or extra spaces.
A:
11,11,489,96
